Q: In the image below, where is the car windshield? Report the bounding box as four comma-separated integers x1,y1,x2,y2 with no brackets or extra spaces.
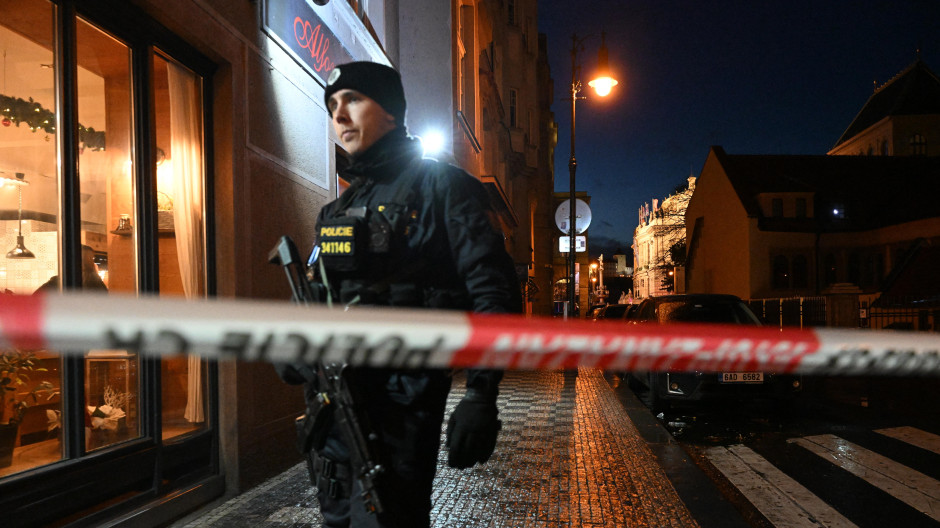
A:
603,305,629,318
657,300,761,325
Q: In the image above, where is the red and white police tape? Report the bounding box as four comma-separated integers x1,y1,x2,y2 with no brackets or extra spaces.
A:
2,292,940,375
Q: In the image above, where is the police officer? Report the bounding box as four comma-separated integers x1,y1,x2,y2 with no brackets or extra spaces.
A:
279,61,521,528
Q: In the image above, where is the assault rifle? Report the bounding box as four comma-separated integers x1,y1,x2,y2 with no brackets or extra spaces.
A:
268,235,384,514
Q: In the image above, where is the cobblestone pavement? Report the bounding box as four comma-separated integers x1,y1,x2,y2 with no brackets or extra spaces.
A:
170,368,698,527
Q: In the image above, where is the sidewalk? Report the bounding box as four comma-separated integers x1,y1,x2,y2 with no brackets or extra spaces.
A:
169,368,699,527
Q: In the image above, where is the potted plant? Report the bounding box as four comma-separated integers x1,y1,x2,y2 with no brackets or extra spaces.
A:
1,349,56,468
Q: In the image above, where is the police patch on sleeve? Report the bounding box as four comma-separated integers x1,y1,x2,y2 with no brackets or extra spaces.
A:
327,67,341,86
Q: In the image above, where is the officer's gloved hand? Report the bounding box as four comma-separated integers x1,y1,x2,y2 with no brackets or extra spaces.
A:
446,389,501,469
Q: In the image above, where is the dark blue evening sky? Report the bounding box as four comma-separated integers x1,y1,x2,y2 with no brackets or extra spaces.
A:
538,0,940,256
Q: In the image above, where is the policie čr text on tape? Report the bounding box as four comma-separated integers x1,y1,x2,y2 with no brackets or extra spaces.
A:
3,292,940,377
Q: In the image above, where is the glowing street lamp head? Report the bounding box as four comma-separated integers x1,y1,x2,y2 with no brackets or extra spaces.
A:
588,76,617,97
588,32,618,97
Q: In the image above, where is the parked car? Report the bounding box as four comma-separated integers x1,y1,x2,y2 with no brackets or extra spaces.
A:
586,304,607,320
626,294,802,413
592,303,636,321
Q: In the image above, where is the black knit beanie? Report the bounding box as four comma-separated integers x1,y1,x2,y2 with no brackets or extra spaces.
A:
323,61,406,126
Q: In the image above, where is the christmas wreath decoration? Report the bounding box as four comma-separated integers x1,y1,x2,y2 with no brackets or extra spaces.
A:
1,93,106,151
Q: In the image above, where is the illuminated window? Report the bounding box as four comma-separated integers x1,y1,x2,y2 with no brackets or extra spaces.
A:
77,18,140,452
1,1,215,509
152,54,209,441
1,0,61,478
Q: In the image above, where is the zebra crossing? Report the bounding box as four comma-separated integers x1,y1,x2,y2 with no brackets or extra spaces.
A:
703,426,940,527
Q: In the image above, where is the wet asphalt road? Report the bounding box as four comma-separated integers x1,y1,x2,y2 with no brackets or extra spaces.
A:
621,374,940,528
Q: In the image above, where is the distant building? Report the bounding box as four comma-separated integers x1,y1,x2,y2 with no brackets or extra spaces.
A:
829,59,940,157
633,176,695,299
685,58,940,329
685,149,940,299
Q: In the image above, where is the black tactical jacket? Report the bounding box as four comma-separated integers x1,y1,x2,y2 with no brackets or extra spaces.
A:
317,128,520,316
282,128,520,401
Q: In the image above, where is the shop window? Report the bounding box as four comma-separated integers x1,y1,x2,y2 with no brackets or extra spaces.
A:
1,0,213,493
152,53,208,440
1,0,63,477
75,16,141,453
772,255,789,290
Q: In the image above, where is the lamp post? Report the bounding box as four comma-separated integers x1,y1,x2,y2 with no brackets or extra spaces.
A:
567,32,617,318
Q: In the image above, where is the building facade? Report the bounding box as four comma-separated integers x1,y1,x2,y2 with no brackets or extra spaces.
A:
0,0,552,525
828,59,940,157
450,0,556,316
685,60,940,306
632,176,694,299
685,148,940,299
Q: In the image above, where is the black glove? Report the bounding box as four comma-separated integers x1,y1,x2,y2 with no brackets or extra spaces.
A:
446,390,501,469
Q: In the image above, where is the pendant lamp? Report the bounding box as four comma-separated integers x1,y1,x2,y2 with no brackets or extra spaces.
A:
5,172,34,259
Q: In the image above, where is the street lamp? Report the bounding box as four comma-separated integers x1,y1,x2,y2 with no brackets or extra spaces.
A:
567,32,617,318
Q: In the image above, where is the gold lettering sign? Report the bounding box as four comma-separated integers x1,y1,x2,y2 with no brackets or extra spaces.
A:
320,226,355,237
321,241,354,254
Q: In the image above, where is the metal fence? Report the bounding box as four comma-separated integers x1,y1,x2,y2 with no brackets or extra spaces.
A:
750,295,940,332
867,296,940,332
747,296,828,329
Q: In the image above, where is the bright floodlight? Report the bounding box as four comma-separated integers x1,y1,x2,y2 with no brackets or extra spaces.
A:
421,130,446,157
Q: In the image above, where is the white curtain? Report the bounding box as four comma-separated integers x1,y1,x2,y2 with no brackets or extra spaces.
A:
167,61,205,423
